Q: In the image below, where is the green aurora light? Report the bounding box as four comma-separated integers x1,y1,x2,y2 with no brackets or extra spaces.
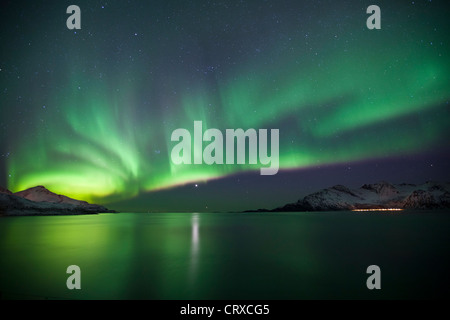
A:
4,1,450,204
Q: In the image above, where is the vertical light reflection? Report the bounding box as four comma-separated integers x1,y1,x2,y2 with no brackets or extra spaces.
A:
189,213,200,290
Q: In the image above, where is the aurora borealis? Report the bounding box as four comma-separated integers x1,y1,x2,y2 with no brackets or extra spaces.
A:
1,0,449,211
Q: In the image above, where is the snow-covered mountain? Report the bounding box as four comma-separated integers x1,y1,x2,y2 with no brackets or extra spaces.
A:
14,185,90,206
269,181,450,212
0,186,116,216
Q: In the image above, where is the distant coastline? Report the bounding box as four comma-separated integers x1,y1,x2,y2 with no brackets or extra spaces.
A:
2,181,449,217
244,181,450,213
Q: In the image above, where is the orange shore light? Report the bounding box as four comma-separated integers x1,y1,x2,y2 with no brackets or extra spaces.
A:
352,208,404,212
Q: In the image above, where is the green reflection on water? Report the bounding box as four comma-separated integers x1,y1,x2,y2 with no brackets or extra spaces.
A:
0,212,449,299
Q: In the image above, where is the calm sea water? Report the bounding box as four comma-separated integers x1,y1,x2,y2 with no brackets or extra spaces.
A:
0,211,449,299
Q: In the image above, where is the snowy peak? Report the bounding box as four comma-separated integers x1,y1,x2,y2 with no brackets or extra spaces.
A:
14,186,89,206
330,185,359,196
361,181,399,200
403,190,437,209
1,185,116,216
299,185,364,211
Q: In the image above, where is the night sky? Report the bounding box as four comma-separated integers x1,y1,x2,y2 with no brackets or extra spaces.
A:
1,0,449,212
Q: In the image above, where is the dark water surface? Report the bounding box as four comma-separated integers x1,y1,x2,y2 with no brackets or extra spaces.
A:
0,211,449,299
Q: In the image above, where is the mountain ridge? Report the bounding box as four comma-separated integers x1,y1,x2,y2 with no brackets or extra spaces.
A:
0,185,116,216
245,181,450,212
14,185,90,206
